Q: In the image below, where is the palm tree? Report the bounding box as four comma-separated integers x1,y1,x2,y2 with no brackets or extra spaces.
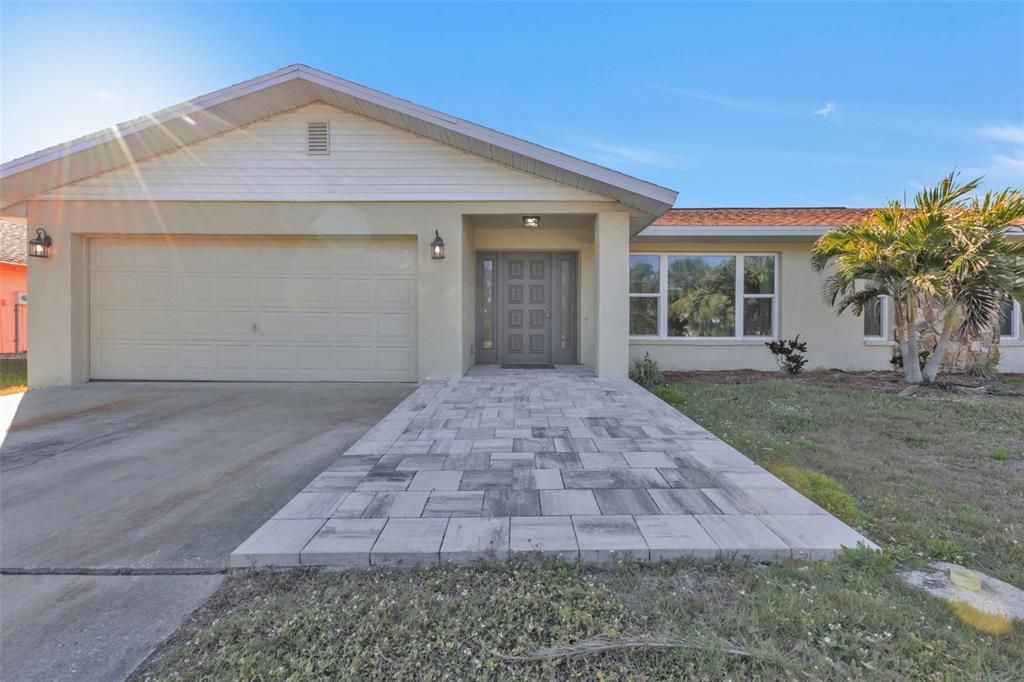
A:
811,173,1024,384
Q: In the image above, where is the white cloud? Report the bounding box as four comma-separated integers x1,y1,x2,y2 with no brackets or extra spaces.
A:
977,123,1024,145
815,102,838,117
584,141,688,168
992,153,1024,174
650,84,779,114
87,89,127,106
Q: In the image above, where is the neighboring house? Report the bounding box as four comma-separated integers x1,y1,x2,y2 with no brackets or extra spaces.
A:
0,218,28,354
0,65,1020,387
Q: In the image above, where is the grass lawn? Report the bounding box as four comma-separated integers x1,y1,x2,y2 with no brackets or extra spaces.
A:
0,357,27,395
133,373,1024,681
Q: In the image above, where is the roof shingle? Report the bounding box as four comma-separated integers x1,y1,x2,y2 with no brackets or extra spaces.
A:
652,207,876,227
653,207,1024,227
0,220,26,266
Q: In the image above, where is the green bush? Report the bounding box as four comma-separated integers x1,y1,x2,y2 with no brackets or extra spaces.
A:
628,352,662,387
765,336,809,374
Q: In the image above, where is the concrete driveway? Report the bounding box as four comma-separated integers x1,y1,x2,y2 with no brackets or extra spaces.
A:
0,381,413,682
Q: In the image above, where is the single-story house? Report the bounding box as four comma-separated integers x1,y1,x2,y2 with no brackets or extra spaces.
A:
0,218,28,354
0,64,1021,388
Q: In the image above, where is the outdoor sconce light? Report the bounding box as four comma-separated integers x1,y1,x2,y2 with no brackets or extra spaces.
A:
522,215,541,229
430,230,445,260
28,228,52,258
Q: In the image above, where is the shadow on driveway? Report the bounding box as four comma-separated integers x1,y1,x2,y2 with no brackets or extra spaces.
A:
0,381,412,681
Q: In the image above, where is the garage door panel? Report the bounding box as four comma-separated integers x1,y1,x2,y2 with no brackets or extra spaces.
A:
379,347,415,372
337,279,376,305
216,277,256,305
217,311,254,335
378,313,414,339
337,312,376,338
90,236,417,381
377,279,415,305
178,311,215,336
217,345,258,369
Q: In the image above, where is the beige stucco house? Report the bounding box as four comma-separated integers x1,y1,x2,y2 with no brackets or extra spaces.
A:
1,65,1021,388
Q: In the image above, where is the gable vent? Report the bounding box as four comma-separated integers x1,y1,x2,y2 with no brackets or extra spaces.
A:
307,121,330,155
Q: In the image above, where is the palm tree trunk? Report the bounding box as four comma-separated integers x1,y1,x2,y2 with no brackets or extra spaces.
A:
922,309,957,383
895,295,923,384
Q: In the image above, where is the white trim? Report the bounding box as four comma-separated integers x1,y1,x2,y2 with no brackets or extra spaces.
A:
628,252,779,341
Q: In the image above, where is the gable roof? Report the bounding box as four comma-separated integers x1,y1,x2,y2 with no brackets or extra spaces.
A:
0,219,26,266
640,206,1024,240
652,207,875,227
0,64,677,224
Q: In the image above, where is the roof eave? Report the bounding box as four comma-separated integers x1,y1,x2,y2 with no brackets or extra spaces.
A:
0,64,677,217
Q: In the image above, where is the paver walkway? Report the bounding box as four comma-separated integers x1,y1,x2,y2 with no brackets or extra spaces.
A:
232,367,876,567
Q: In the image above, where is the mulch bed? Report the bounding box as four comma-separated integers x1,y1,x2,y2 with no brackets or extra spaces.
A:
662,369,1024,397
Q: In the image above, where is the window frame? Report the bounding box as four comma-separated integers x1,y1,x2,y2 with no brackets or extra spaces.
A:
627,255,662,338
863,294,890,341
1000,298,1022,340
628,252,779,340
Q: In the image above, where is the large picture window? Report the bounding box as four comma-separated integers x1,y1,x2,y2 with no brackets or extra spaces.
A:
629,253,777,339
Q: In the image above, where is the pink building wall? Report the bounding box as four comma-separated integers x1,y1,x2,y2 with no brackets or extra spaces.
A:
0,263,28,353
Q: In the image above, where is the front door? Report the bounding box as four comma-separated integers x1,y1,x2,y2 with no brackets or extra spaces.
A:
477,252,577,366
502,252,552,365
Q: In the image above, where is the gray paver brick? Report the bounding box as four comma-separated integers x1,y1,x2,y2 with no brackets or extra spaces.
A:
302,518,387,566
593,489,660,515
623,452,676,468
695,514,791,561
512,468,563,490
510,516,579,561
461,470,514,490
408,470,463,491
441,517,511,564
649,489,722,515
761,514,878,560
572,515,649,562
371,518,449,567
360,491,430,518
354,471,414,492
578,452,630,469
539,490,600,516
230,518,326,568
422,491,485,517
483,489,541,516
634,515,719,560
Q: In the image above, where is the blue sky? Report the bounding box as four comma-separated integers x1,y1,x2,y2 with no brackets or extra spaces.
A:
2,1,1022,207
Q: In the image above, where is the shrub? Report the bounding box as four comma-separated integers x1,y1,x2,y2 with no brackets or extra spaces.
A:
765,335,809,374
629,352,662,387
891,348,930,371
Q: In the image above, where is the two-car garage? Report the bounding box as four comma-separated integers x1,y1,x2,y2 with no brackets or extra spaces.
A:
88,236,418,382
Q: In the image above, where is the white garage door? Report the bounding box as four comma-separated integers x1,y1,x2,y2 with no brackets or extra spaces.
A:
89,236,417,381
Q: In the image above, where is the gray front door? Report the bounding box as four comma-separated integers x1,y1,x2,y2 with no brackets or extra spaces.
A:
502,253,552,365
476,252,577,366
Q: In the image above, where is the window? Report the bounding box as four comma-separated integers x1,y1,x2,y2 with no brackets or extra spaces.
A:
863,287,889,340
1000,297,1021,339
629,253,777,338
629,255,660,336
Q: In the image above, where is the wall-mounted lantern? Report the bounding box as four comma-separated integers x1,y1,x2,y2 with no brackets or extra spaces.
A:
430,230,445,260
522,215,541,229
28,228,52,258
